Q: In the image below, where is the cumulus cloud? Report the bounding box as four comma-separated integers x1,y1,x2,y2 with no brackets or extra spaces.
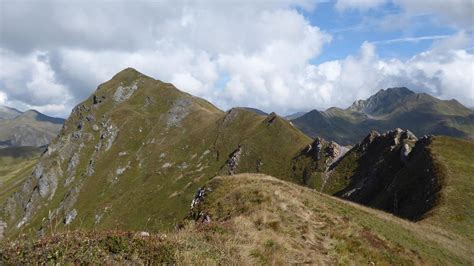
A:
0,0,473,118
0,49,72,116
0,91,7,105
296,40,474,110
0,1,330,117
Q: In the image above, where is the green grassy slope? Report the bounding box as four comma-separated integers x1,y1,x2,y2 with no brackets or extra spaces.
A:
0,147,42,202
0,68,311,240
1,174,472,264
423,136,474,241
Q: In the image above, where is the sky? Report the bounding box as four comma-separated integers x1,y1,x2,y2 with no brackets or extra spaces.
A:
0,0,473,118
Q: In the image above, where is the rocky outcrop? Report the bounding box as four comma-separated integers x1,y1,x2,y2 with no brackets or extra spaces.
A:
64,209,77,225
113,82,138,103
334,129,440,221
227,145,243,175
166,98,192,128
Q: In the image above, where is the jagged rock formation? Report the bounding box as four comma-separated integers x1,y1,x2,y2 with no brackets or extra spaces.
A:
291,137,349,191
330,129,440,220
0,107,64,148
292,87,474,145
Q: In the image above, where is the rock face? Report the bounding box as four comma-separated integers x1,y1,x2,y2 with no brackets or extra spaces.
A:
291,137,349,191
113,82,138,103
227,145,242,175
333,129,440,220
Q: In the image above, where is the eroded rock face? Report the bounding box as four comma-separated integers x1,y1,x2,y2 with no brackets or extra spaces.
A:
113,82,138,103
400,143,412,164
167,98,192,128
227,145,243,175
64,209,77,225
335,129,441,221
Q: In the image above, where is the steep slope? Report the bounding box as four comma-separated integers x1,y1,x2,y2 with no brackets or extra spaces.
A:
0,108,64,148
292,87,474,145
0,146,43,202
2,174,471,264
0,68,312,240
0,146,43,237
299,128,474,241
285,111,307,120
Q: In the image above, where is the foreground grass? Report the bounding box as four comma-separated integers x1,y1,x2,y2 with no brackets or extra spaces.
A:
2,174,472,264
424,136,474,241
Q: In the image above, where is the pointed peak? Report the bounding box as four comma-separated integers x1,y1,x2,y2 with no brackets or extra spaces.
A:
373,87,414,98
110,68,147,82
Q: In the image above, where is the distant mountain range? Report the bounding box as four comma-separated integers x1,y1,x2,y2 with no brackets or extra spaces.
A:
291,87,474,145
0,106,64,148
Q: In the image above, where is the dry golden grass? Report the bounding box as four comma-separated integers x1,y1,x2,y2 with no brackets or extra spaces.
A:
2,174,472,264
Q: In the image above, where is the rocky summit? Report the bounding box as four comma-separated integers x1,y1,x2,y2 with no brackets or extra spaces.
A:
0,69,473,264
292,87,474,145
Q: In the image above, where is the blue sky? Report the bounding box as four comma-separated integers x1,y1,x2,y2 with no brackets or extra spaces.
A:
0,0,473,117
304,1,468,62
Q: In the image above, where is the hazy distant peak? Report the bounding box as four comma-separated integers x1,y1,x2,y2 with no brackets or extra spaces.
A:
0,105,22,120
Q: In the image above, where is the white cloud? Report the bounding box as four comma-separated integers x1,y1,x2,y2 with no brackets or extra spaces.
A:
336,0,388,11
0,91,7,105
295,41,474,110
0,3,331,116
0,0,473,118
0,49,72,116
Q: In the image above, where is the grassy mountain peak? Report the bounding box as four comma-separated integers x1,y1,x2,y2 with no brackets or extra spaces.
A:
0,68,312,240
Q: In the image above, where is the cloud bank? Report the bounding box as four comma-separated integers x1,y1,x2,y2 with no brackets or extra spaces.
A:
0,0,473,117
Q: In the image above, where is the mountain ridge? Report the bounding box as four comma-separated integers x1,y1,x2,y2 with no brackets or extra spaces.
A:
0,105,65,148
292,87,474,145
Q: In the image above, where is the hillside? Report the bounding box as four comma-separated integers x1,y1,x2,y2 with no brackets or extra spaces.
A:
0,146,43,201
1,174,472,264
0,68,312,240
0,107,64,148
295,127,474,241
292,87,474,145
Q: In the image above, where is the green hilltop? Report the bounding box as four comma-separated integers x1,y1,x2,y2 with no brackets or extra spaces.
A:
0,68,312,239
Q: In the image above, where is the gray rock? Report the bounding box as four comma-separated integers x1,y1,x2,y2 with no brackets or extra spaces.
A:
227,145,243,175
113,82,138,103
400,143,412,163
64,209,77,225
166,98,192,128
